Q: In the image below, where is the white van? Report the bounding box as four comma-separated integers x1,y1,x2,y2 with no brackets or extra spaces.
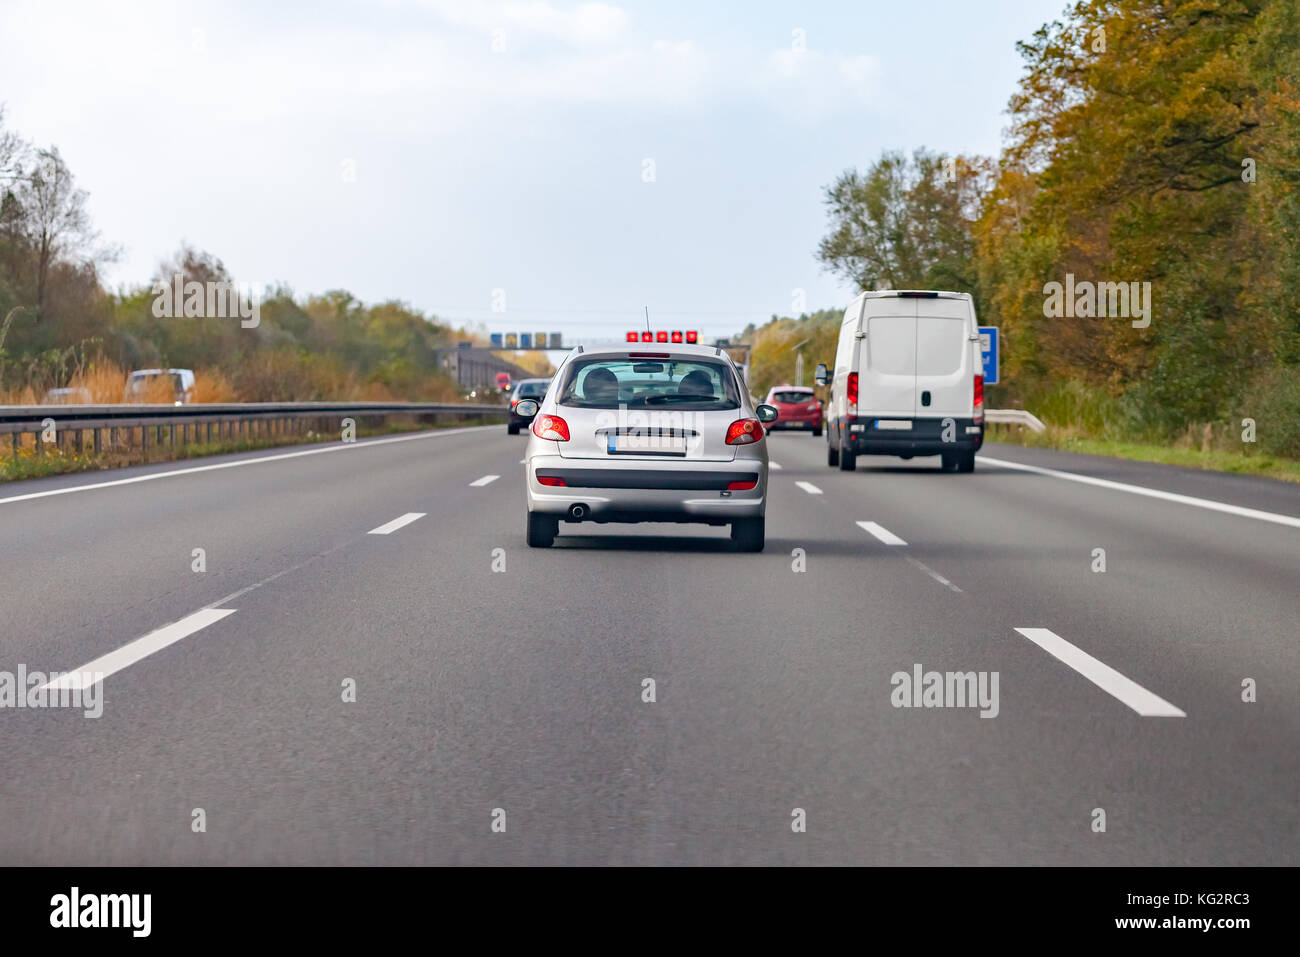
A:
815,290,983,472
124,368,196,404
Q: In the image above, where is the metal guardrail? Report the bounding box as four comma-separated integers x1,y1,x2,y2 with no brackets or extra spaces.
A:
985,409,1047,433
1,401,507,459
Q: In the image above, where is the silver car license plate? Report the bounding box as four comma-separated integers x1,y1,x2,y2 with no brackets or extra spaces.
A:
607,432,687,455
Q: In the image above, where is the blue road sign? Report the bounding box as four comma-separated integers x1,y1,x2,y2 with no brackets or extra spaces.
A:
489,333,503,348
979,326,999,385
519,333,532,349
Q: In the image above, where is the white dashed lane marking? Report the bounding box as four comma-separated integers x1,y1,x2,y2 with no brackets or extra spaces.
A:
42,608,237,690
470,474,500,487
368,512,426,535
856,520,907,546
1014,627,1185,717
795,481,822,495
905,556,963,593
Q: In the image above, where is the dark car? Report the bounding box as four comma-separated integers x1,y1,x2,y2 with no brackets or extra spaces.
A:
508,377,551,433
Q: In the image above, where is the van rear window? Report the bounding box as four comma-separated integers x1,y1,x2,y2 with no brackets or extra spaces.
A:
915,316,966,375
866,315,915,375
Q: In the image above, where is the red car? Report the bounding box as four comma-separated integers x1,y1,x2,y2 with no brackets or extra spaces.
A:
763,385,823,435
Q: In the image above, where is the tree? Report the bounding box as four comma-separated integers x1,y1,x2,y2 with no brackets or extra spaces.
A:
818,148,989,300
14,147,99,320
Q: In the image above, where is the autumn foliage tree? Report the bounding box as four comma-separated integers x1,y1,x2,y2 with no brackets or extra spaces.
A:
814,0,1300,450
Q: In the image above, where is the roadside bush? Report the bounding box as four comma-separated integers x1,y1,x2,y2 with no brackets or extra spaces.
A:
1239,366,1300,459
1021,379,1124,440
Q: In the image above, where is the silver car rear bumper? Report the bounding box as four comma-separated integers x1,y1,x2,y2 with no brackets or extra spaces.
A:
525,454,767,522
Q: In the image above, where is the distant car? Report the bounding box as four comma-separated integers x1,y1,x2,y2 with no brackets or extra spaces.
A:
42,387,93,405
517,343,777,551
124,368,195,405
763,385,823,435
495,372,512,393
508,377,551,434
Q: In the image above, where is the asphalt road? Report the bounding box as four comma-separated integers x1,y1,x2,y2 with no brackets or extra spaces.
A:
1,426,1297,864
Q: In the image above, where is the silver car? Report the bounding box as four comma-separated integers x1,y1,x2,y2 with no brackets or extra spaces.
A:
516,343,777,551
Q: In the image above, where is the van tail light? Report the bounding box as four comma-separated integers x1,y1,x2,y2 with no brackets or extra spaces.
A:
725,418,763,445
726,478,758,491
533,414,570,441
846,372,858,411
537,475,567,487
973,373,984,423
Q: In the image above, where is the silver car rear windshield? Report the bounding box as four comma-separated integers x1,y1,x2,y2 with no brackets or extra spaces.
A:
557,356,740,411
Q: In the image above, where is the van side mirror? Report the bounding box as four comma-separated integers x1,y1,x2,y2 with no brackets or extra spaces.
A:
814,363,830,387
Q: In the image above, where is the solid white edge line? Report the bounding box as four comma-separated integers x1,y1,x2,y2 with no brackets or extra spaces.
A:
795,481,822,495
368,512,427,535
470,474,500,487
42,608,238,690
1014,627,1185,717
980,455,1300,530
856,520,908,546
0,425,497,507
769,462,783,470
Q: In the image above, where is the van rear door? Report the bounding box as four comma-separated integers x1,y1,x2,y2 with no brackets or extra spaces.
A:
858,298,916,416
914,298,974,417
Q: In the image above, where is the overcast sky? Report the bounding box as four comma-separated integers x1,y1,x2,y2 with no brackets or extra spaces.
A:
0,0,1065,343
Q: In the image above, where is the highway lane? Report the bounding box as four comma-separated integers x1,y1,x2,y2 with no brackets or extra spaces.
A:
0,427,1296,864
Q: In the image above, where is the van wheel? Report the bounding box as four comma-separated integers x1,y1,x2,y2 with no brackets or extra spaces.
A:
957,451,976,473
526,511,557,547
941,452,958,472
827,443,839,467
731,517,765,552
838,446,857,471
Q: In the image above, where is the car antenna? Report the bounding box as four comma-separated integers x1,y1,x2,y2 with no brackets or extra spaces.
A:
644,306,651,335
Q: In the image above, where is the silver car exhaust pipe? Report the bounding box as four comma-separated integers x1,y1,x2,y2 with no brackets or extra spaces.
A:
568,503,588,521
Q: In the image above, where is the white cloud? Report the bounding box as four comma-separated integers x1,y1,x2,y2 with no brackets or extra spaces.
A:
416,0,630,47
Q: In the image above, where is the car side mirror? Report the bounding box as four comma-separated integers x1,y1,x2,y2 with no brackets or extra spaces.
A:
755,404,779,424
814,363,830,387
514,399,540,418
